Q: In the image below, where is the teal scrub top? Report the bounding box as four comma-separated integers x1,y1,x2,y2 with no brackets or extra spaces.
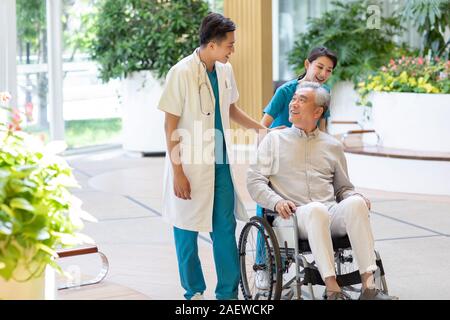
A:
207,68,228,165
263,79,331,128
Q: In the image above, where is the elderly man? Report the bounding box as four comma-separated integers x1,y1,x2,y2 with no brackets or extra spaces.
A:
247,81,396,300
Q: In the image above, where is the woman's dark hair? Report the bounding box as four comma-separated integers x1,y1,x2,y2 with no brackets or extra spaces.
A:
199,12,236,46
297,46,338,80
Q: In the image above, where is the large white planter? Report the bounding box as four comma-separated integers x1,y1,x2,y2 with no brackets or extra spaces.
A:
328,81,369,136
121,71,166,153
0,265,56,300
329,81,364,120
347,152,450,195
369,91,450,152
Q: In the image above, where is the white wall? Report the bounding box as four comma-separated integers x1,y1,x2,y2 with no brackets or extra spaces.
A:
0,0,17,109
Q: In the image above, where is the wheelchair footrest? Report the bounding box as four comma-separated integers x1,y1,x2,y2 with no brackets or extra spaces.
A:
303,259,384,287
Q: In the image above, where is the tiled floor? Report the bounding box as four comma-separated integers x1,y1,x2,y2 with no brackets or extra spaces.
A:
61,147,450,300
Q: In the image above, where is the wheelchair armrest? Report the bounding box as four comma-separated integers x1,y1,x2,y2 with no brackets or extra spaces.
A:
262,208,298,231
262,207,301,255
262,208,277,216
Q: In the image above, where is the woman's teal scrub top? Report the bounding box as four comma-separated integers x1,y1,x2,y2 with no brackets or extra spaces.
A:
263,79,331,128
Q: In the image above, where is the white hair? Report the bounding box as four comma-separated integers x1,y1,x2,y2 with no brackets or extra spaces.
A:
295,81,330,115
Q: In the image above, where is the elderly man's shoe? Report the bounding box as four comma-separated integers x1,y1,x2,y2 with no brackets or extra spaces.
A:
359,288,398,300
324,289,351,300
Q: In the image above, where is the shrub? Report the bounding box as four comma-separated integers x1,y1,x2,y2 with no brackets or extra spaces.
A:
288,0,406,85
0,92,95,281
90,0,210,82
357,56,450,106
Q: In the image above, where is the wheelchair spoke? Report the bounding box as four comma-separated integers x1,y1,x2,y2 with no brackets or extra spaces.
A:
239,217,283,300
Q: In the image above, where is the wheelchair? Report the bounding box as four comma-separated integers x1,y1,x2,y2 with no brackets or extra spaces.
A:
238,208,390,300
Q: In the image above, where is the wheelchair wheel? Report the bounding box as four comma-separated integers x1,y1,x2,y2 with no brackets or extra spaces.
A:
239,216,282,300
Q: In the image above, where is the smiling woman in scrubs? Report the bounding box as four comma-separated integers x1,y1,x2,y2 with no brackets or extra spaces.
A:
158,13,268,300
261,46,338,131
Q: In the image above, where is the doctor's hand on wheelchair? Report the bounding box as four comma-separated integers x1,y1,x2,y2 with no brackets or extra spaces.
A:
274,199,297,219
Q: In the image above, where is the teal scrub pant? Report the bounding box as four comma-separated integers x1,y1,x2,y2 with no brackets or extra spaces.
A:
173,164,240,300
255,205,266,265
255,205,286,267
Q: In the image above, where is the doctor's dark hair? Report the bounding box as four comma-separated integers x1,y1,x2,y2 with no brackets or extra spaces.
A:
297,46,338,81
199,12,236,46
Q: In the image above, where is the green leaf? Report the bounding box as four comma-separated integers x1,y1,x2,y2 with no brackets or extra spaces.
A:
90,0,210,81
288,0,407,83
9,179,33,194
7,242,22,260
0,258,16,280
53,232,82,246
36,243,58,258
0,204,15,218
10,198,35,212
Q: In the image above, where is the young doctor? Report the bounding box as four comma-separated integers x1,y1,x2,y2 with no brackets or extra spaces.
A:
158,12,268,300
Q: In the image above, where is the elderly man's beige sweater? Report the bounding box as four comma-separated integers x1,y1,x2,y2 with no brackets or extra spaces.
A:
247,126,358,211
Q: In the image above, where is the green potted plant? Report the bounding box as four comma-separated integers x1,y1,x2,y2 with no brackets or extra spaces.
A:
0,92,96,300
286,0,408,131
399,0,450,60
287,0,404,86
89,0,209,154
356,56,450,152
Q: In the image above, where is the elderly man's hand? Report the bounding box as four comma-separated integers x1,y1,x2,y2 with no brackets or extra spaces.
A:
275,200,297,219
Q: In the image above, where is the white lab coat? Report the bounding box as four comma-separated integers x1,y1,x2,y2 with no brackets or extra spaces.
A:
157,49,249,232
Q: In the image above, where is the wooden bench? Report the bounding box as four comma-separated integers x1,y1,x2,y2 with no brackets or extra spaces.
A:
331,120,381,148
56,245,109,290
331,120,450,162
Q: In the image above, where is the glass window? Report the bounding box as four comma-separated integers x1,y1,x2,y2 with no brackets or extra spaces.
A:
208,0,224,13
62,0,122,149
273,0,421,81
16,0,122,148
16,0,50,141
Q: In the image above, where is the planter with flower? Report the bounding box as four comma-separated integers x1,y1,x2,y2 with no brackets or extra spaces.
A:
0,92,96,300
357,56,450,152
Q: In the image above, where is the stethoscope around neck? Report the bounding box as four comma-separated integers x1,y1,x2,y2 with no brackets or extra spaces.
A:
196,51,215,116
